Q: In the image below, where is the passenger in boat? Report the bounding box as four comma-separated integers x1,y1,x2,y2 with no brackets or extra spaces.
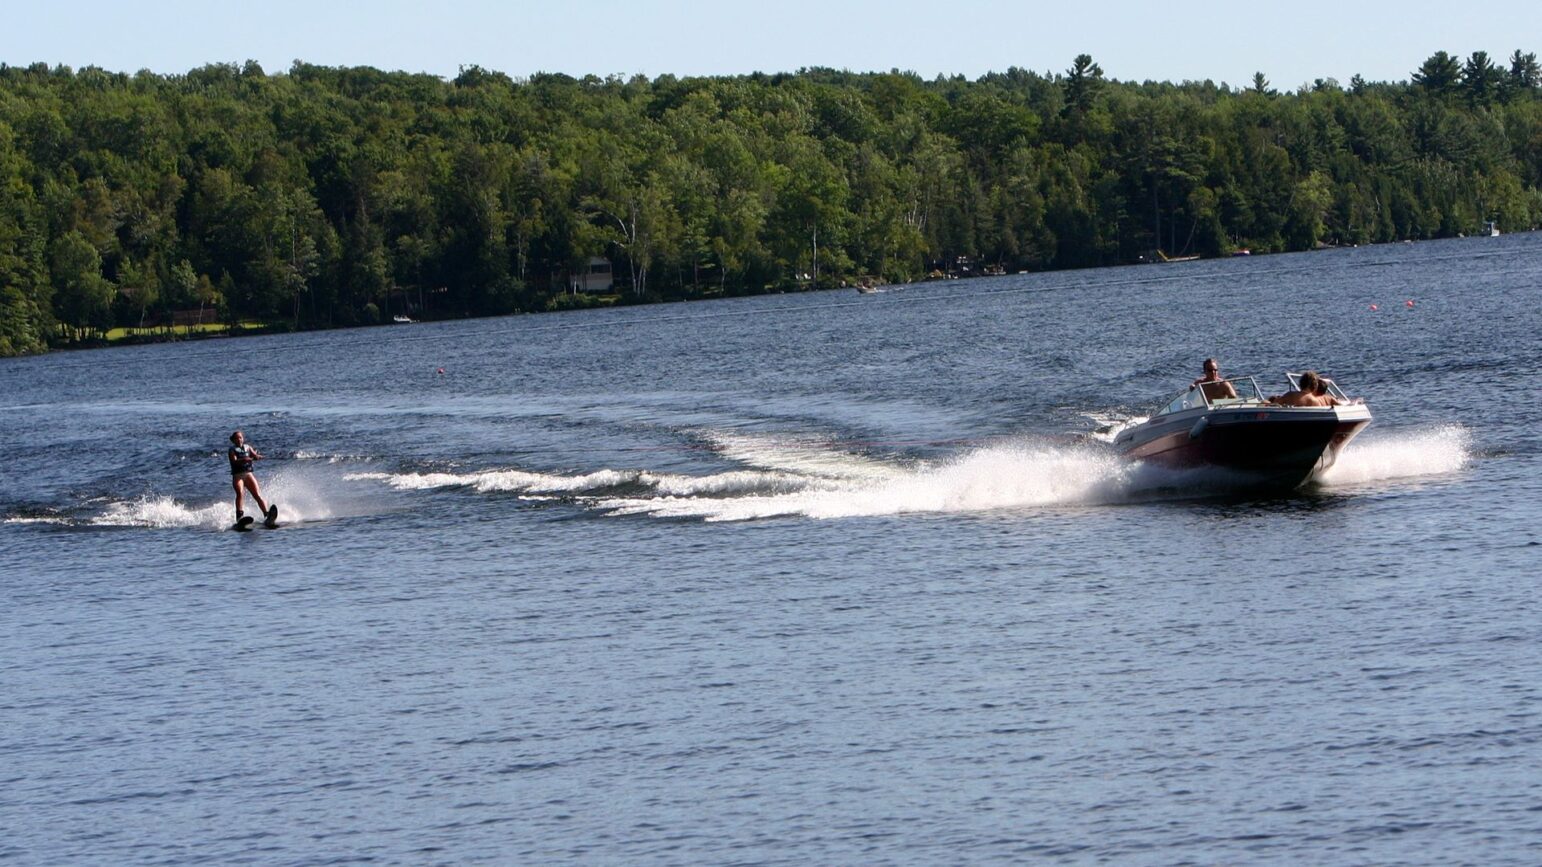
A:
1313,376,1364,406
1267,370,1332,406
1191,358,1238,400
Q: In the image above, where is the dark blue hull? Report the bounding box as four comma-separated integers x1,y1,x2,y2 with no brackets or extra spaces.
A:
1119,408,1371,490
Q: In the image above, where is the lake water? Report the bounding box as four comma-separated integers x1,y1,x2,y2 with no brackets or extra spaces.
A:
3,235,1540,864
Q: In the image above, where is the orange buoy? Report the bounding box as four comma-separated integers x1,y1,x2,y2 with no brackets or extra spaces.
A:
1369,304,1379,311
1406,299,1415,307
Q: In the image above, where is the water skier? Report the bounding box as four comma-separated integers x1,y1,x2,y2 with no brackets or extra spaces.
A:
228,430,277,526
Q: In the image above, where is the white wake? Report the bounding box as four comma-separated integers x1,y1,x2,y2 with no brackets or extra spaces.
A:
1316,424,1471,486
53,465,361,530
33,425,1472,529
595,440,1128,521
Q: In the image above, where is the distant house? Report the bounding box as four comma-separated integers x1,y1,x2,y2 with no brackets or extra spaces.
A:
570,257,614,293
168,308,218,327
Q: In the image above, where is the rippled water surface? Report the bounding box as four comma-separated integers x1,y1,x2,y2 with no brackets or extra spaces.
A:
4,236,1541,864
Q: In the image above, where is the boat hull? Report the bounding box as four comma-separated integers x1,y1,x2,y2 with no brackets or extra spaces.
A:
1118,405,1371,490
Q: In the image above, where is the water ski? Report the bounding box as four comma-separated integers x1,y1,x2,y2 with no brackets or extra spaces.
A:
264,504,279,528
233,514,256,532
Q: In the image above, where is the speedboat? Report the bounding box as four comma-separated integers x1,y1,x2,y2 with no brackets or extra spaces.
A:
1114,372,1372,490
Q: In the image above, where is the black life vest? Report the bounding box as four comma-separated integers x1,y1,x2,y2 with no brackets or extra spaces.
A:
229,444,255,475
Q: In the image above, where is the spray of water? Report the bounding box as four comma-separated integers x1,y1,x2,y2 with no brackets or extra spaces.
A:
1316,424,1471,487
343,466,824,496
702,430,907,483
1082,411,1149,444
15,424,1473,529
598,440,1130,521
90,496,230,528
333,425,1476,522
40,464,369,530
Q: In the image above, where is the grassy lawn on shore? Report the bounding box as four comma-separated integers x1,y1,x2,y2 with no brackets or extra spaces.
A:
104,322,266,341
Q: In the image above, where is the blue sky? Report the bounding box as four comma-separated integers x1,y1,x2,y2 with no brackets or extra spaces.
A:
4,0,1540,90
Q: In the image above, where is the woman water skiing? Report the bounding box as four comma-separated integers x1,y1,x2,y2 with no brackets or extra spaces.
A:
228,430,277,526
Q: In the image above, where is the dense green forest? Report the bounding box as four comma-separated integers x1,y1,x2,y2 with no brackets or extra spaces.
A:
2,50,1540,356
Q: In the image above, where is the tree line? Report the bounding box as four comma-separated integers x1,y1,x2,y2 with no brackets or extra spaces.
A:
2,50,1540,356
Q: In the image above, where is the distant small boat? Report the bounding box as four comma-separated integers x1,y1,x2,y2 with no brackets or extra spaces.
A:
1232,248,1251,256
1145,249,1200,264
392,315,415,324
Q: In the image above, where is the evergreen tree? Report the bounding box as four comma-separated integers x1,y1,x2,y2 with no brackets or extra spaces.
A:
1413,51,1462,96
1062,55,1105,117
1507,50,1540,92
1463,51,1502,105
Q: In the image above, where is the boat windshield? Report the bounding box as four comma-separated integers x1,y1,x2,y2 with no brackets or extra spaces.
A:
1154,376,1264,416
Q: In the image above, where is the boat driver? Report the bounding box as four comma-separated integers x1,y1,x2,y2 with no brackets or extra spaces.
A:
1191,358,1238,400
